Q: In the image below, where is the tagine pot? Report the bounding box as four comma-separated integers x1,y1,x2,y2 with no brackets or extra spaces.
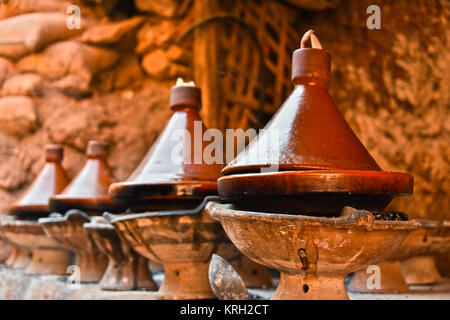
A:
107,82,253,299
106,198,237,299
211,31,418,300
43,141,127,282
208,202,419,299
84,216,158,291
348,219,450,293
1,145,71,274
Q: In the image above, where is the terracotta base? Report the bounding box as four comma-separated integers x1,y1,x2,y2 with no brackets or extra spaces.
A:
25,248,71,275
272,273,348,300
348,261,410,293
231,255,274,289
158,262,215,300
7,247,32,269
100,254,158,291
0,240,11,264
401,256,442,285
76,251,108,283
435,253,450,278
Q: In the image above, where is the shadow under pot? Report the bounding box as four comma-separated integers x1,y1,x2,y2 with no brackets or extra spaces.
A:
83,216,158,291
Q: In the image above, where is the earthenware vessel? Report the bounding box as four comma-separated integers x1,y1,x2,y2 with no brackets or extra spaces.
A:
84,216,158,291
207,203,419,299
108,82,243,299
42,141,125,282
1,219,71,275
209,31,418,300
39,210,107,282
9,144,70,220
348,219,450,293
105,197,237,299
49,141,122,215
0,215,31,269
219,31,413,216
0,145,71,274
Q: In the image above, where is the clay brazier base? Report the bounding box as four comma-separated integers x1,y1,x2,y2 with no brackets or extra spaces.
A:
76,251,108,283
231,255,274,289
107,205,237,300
2,221,71,275
158,262,214,300
84,217,158,291
401,255,442,285
274,273,348,300
26,248,71,276
99,252,157,291
207,202,419,300
6,247,32,269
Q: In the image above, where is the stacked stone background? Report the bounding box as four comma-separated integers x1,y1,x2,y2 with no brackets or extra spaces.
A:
0,0,448,224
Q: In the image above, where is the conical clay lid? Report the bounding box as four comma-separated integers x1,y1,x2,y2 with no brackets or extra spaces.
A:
223,31,380,175
109,81,223,210
49,140,123,215
9,145,70,220
218,31,413,215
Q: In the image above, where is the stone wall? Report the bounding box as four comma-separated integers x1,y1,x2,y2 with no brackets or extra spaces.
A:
0,0,448,221
0,0,190,212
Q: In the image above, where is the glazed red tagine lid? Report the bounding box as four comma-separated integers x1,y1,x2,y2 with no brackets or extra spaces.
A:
109,79,223,211
49,140,123,215
218,30,413,215
8,144,70,220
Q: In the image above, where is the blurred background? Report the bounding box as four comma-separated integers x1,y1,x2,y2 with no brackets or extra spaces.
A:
0,0,448,221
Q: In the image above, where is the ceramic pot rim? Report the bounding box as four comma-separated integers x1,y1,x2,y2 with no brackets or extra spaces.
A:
218,170,413,199
39,209,91,225
108,180,218,202
106,195,220,224
206,202,420,232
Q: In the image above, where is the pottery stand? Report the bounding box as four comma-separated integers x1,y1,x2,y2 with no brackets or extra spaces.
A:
1,220,71,275
106,206,238,300
84,217,158,291
207,202,419,300
230,254,274,289
39,210,107,282
348,220,450,293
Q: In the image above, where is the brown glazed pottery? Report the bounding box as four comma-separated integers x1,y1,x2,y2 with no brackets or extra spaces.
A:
105,198,237,300
1,219,71,275
106,81,246,299
49,140,123,215
0,145,71,274
39,210,107,283
83,216,158,291
108,84,223,212
207,202,419,300
348,219,450,293
209,31,418,300
42,141,124,282
9,144,70,220
218,31,413,216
